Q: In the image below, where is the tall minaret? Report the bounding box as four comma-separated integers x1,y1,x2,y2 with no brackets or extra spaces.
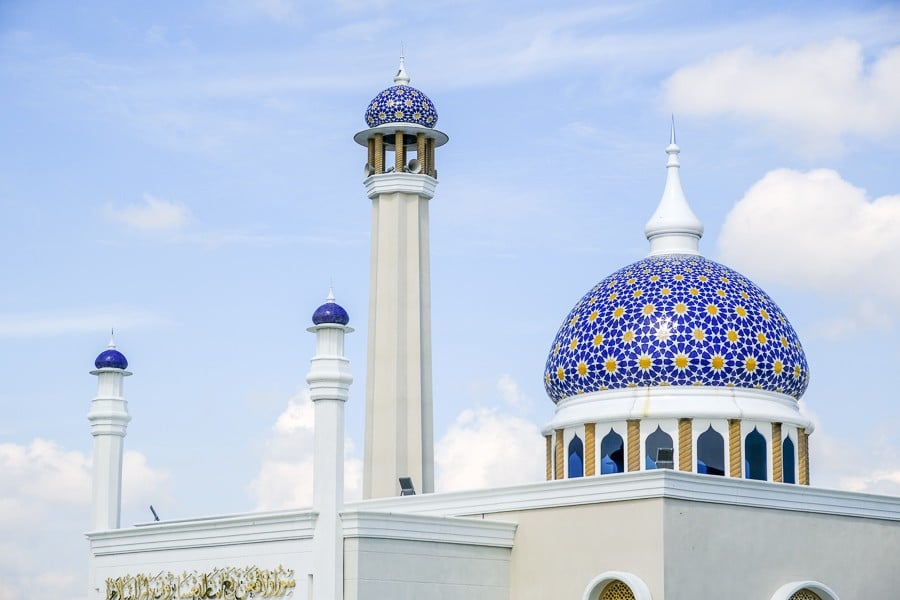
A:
87,334,132,531
307,291,353,600
354,57,448,498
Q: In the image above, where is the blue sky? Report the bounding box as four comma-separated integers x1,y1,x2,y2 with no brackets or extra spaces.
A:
2,1,900,597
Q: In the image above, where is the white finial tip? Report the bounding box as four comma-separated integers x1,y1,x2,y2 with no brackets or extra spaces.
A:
108,329,116,349
326,286,336,303
670,115,676,145
394,50,410,85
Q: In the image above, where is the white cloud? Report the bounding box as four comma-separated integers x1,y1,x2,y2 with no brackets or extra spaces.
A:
497,374,531,409
664,39,900,152
435,406,545,492
718,168,900,304
0,439,169,600
249,391,362,511
0,306,171,338
812,300,892,341
105,193,192,232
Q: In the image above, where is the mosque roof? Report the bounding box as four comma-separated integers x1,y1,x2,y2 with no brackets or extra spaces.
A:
364,56,438,129
543,126,809,403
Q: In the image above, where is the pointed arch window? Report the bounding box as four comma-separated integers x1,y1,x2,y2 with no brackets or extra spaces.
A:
697,425,725,476
600,429,624,474
744,427,767,480
783,436,796,484
568,435,584,478
645,426,673,470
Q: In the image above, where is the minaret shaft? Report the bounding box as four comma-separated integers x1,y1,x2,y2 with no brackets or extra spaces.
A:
88,368,131,531
364,176,436,498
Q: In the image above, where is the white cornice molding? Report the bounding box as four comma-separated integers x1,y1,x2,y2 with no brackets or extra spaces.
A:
341,510,517,548
87,510,318,555
364,172,437,199
347,470,900,523
545,386,811,433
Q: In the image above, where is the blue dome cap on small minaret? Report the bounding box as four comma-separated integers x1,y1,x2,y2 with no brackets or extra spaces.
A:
312,289,350,325
95,331,128,369
364,54,438,129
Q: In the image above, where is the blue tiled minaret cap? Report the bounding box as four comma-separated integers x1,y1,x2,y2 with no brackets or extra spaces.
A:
312,289,350,325
364,56,438,129
95,333,128,369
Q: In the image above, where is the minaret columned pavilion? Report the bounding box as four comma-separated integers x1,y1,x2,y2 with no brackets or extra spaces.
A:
354,57,448,498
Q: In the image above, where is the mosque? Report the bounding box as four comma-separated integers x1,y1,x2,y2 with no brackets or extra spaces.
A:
86,60,900,599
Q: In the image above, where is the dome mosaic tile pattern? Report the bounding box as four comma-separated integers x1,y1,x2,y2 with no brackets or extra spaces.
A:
544,254,809,403
365,85,438,128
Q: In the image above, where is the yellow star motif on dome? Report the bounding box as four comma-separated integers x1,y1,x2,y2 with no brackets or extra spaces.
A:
405,99,412,107
545,372,551,385
674,354,689,369
627,277,637,285
642,303,655,315
649,275,660,282
569,338,579,351
588,297,597,305
633,289,644,298
711,355,724,370
689,287,700,296
773,360,784,374
557,367,565,381
577,361,588,377
706,304,719,316
593,333,604,346
727,330,739,343
693,328,705,341
760,308,770,320
740,291,750,300
588,310,599,322
554,343,560,355
604,358,618,373
638,355,652,370
674,302,687,314
793,365,801,378
744,357,758,372
674,274,684,281
716,289,727,297
660,287,671,296
569,315,579,327
757,332,767,345
720,277,730,283
622,330,635,343
612,306,625,319
663,267,671,273
698,275,709,282
735,306,748,318
608,292,618,301
608,280,617,288
387,99,395,107
780,336,789,348
394,110,404,118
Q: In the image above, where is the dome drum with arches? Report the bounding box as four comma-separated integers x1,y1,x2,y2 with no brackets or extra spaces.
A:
544,254,809,403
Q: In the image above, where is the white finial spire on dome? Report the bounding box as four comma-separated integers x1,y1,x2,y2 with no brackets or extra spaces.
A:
394,49,410,85
326,286,336,303
108,328,116,349
644,118,704,256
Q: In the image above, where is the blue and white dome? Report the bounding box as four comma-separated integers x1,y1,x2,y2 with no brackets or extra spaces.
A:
544,131,809,405
544,254,809,402
312,290,350,325
364,57,438,129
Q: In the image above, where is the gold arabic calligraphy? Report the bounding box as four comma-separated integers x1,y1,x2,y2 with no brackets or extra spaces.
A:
106,565,296,600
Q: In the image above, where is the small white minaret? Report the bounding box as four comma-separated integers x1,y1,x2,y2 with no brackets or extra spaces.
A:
87,333,132,531
307,291,353,600
644,119,704,255
355,57,448,498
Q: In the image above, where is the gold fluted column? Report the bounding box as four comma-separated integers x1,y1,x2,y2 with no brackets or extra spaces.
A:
799,428,810,485
426,138,435,176
545,435,552,481
678,418,693,472
374,133,384,173
627,420,640,472
585,423,596,476
772,423,783,483
728,419,742,478
554,429,564,480
367,138,375,169
394,130,405,171
416,132,426,173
